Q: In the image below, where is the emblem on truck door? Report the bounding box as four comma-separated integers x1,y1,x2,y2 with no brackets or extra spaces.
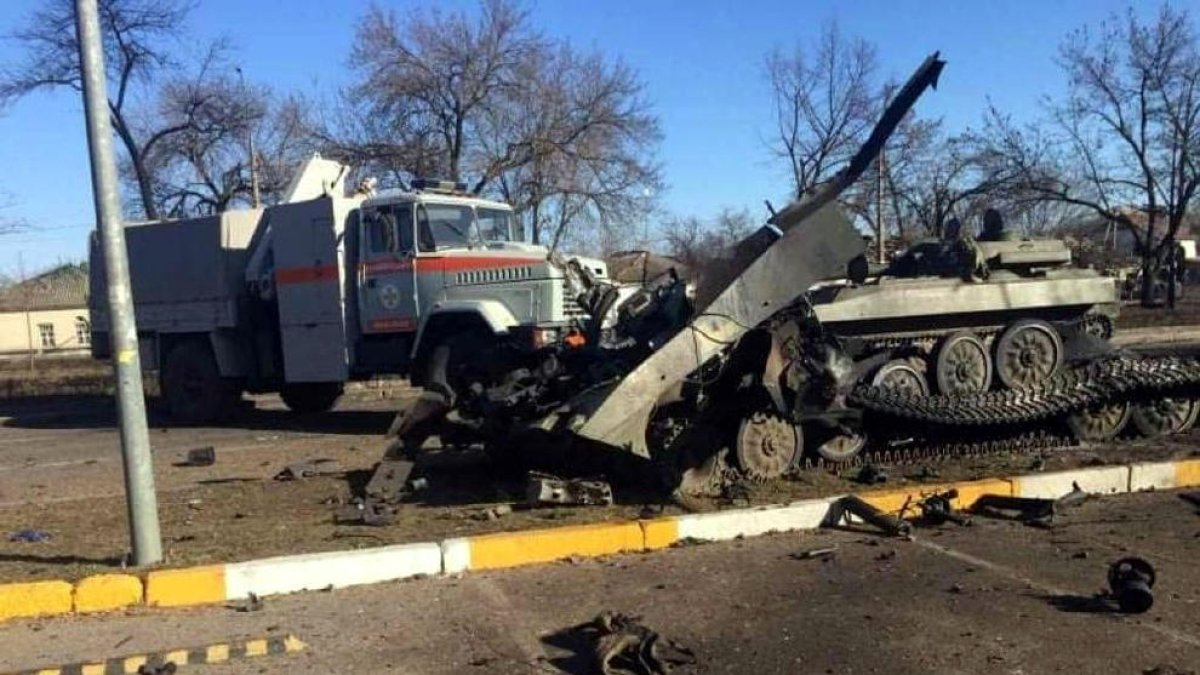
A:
379,283,402,310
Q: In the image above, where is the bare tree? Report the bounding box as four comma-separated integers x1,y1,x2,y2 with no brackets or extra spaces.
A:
766,21,879,199
980,6,1200,305
0,192,26,235
1,0,206,220
335,0,661,248
143,75,314,217
659,207,755,273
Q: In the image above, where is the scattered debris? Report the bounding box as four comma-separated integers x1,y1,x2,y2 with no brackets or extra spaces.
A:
854,464,888,485
409,477,429,492
179,446,216,467
473,504,514,521
949,583,964,594
335,499,396,526
972,494,1057,526
526,473,614,506
274,458,342,481
137,663,177,675
875,550,897,561
825,495,912,537
1178,492,1200,509
363,459,415,500
227,592,263,613
1109,557,1156,614
1056,482,1090,508
789,546,838,561
917,489,971,526
587,611,696,675
8,528,51,543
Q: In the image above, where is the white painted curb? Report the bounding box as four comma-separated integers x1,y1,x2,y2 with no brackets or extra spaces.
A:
675,497,839,542
440,538,471,575
1012,466,1129,498
225,542,441,600
1129,462,1178,492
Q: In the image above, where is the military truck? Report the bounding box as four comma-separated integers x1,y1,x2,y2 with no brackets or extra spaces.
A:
89,157,609,422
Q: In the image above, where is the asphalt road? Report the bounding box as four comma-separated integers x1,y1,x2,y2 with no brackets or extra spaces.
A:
1,490,1198,674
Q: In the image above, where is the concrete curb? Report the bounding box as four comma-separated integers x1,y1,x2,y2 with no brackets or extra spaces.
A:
1,458,1197,623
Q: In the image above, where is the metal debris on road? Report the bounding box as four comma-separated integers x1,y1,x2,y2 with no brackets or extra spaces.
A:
526,473,613,506
8,528,51,543
180,446,216,467
1109,557,1156,614
228,592,263,613
473,504,513,521
972,494,1057,526
826,495,912,537
588,611,696,675
918,489,971,526
137,663,177,675
854,464,889,485
274,458,342,481
789,546,838,561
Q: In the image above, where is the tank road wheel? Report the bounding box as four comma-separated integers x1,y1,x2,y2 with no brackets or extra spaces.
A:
1067,401,1132,442
1130,397,1200,438
933,331,992,394
811,424,867,464
735,412,801,481
994,320,1063,390
161,340,237,425
872,360,929,397
280,382,344,414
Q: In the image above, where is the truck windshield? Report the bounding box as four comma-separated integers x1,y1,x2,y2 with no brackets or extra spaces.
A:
417,204,476,251
477,208,516,242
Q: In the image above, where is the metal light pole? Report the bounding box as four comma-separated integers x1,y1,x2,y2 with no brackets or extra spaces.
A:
235,68,262,208
74,0,163,566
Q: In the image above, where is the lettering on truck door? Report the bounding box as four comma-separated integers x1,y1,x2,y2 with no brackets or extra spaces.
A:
359,203,419,333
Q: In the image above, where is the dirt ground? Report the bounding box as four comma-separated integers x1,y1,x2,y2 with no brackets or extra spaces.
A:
1,388,1198,584
1117,293,1200,329
2,489,1198,674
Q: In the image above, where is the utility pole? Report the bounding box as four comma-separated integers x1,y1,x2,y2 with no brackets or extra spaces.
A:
235,68,261,208
74,0,163,566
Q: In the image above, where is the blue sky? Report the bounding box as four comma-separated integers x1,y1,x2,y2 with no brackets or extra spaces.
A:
0,0,1180,276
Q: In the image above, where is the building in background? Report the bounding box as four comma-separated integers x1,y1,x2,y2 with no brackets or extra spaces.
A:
0,263,90,357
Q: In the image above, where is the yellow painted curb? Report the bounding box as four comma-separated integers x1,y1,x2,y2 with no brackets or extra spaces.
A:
859,478,1013,515
467,521,644,570
1177,459,1200,488
0,580,73,622
640,518,680,550
144,565,226,608
73,574,143,614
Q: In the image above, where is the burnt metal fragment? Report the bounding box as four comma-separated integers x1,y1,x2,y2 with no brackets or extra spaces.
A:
180,446,215,467
918,489,971,526
1108,557,1156,614
588,611,696,675
526,473,614,506
274,458,341,481
826,495,912,537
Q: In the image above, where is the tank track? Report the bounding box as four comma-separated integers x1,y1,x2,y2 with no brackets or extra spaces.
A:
798,430,1075,474
848,355,1200,427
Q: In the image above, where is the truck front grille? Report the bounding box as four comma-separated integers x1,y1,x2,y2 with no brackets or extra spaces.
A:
455,266,534,285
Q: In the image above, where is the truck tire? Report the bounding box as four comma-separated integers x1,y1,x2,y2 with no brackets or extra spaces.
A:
423,332,494,406
162,340,237,424
280,382,344,414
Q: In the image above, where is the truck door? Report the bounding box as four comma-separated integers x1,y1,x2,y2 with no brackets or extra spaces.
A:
358,203,419,334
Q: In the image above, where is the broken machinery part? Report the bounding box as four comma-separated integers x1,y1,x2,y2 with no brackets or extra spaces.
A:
917,489,971,526
588,611,696,675
825,495,912,537
526,473,614,506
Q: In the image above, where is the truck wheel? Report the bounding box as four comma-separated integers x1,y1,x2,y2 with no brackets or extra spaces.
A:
280,382,344,414
162,340,236,424
423,333,494,405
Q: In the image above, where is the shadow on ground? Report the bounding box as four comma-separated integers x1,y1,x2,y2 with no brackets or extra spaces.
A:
2,395,395,436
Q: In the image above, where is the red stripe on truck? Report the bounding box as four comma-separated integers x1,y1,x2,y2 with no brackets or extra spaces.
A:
276,264,339,285
361,256,536,277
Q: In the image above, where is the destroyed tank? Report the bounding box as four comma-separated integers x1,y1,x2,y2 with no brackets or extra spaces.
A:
797,218,1124,462
372,53,1200,507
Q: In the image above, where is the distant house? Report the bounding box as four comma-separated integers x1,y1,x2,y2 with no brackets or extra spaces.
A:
1071,207,1199,261
0,263,91,356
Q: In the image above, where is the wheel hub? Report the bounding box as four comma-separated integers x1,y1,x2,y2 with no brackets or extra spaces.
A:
735,412,800,481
